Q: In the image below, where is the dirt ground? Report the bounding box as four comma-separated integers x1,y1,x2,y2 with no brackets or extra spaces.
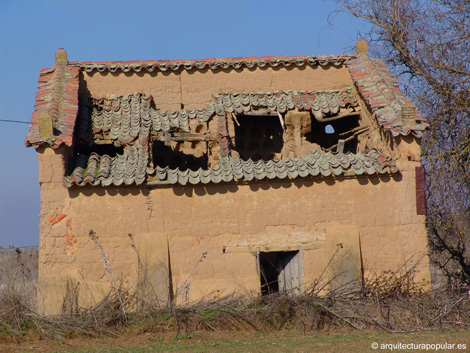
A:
1,329,470,353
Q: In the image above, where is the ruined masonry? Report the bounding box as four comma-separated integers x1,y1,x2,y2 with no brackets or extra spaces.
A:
26,40,430,315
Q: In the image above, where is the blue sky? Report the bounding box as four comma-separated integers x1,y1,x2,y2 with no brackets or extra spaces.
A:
0,0,366,247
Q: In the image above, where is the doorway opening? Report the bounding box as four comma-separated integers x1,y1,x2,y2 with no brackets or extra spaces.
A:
258,250,302,296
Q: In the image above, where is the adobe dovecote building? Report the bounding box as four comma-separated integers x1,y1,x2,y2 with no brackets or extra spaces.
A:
26,41,430,314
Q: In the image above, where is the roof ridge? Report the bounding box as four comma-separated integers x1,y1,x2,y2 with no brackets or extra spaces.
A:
70,53,356,63
68,54,356,73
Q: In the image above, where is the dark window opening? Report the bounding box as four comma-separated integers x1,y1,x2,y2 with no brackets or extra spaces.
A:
74,143,124,157
152,141,208,171
234,114,283,161
259,250,301,296
307,115,360,153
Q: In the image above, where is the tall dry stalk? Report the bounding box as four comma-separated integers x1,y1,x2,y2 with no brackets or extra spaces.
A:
88,230,127,322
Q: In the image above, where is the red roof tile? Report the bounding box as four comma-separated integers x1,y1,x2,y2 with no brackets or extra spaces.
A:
25,63,79,149
346,54,428,137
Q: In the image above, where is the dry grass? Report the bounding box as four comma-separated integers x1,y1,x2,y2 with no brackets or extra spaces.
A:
0,247,37,307
1,247,470,345
0,247,38,341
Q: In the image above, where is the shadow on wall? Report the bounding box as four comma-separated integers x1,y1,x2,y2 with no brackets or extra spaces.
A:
67,173,402,199
171,173,401,196
68,186,150,199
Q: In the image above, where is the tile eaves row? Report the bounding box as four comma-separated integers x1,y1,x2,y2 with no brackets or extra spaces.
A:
65,149,398,188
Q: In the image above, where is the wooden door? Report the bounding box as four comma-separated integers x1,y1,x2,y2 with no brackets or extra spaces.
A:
278,250,302,295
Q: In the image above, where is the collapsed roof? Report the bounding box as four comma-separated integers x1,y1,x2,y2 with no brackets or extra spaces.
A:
25,44,427,187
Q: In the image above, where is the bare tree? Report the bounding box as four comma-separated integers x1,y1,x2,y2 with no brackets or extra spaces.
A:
334,0,470,290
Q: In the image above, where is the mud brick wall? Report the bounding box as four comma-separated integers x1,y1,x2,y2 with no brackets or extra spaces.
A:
36,64,429,314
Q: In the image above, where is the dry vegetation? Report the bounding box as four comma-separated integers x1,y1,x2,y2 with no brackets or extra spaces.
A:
333,0,470,290
0,247,37,302
1,246,470,347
